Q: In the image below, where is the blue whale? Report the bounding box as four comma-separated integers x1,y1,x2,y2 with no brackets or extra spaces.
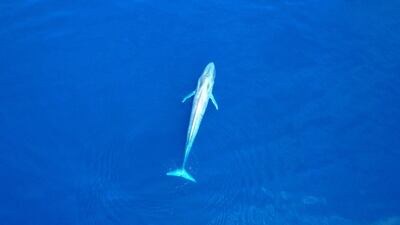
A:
167,62,219,183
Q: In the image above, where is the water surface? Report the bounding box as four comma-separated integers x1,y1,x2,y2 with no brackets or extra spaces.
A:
1,0,399,224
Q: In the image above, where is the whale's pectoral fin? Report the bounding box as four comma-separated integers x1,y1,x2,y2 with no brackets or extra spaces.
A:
182,91,196,103
210,94,219,110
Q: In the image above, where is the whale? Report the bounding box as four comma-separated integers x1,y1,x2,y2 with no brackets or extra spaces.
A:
167,62,219,183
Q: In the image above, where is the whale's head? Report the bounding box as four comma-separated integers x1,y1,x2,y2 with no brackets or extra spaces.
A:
202,62,215,79
198,62,216,91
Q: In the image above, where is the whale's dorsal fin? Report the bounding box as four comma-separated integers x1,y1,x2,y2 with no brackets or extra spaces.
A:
210,94,219,110
182,90,196,103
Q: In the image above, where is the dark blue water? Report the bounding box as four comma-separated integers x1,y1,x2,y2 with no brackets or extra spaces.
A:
1,0,400,224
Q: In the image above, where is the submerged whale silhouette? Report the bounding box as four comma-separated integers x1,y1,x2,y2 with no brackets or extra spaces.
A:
167,62,219,183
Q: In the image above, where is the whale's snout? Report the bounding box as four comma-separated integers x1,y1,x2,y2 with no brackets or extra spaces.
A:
203,62,215,78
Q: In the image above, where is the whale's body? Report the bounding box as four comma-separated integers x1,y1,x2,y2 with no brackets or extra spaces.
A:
167,62,219,183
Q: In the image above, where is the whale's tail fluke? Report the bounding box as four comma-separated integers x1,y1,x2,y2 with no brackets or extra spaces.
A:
166,168,196,183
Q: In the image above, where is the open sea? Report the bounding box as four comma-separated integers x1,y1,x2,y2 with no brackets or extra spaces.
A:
1,0,400,224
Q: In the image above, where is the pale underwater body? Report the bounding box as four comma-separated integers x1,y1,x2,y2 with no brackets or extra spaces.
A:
167,62,219,183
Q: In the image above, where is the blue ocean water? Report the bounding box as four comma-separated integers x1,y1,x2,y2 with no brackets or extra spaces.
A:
1,0,400,224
